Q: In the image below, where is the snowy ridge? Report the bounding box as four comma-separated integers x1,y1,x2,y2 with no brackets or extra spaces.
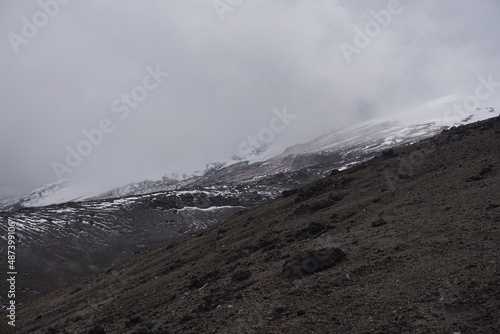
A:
1,107,496,210
0,185,273,239
279,106,496,158
0,183,275,301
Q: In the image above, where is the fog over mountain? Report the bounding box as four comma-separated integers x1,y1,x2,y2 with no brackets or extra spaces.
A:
1,0,499,193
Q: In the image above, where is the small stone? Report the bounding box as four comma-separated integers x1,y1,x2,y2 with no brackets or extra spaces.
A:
144,321,155,329
88,326,106,334
281,248,346,282
479,166,493,176
372,218,388,228
232,270,251,282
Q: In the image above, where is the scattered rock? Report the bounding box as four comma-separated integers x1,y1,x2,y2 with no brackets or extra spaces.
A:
88,326,106,334
330,169,340,176
382,149,398,159
179,315,194,324
372,218,388,228
189,270,220,289
195,279,254,313
294,181,335,203
216,229,226,240
275,307,286,314
346,164,367,174
294,194,345,215
466,165,494,182
132,329,149,334
127,314,143,326
295,222,326,239
281,248,346,281
305,222,325,235
329,193,346,202
282,189,299,198
46,328,60,334
232,270,251,282
465,175,485,182
144,321,155,329
479,165,493,176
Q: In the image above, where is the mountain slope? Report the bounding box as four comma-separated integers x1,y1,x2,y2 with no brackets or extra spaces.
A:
8,113,498,305
4,107,495,210
12,116,500,334
0,185,277,304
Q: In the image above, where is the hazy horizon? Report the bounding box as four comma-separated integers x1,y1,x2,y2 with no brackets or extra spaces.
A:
1,0,499,192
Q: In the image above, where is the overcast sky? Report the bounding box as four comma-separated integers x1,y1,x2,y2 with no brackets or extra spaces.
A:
1,0,499,191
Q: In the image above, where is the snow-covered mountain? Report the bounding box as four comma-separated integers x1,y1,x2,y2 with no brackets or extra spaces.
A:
0,184,32,210
91,106,497,196
0,184,276,303
1,106,496,211
1,107,497,304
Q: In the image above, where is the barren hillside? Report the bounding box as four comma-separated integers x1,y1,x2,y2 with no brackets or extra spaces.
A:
9,116,500,333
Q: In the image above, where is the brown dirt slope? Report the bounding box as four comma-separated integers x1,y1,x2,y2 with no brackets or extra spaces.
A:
10,116,500,333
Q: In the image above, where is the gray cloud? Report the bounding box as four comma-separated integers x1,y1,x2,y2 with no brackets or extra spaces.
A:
1,0,499,191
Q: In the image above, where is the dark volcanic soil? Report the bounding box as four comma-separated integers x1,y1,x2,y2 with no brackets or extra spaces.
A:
6,116,500,333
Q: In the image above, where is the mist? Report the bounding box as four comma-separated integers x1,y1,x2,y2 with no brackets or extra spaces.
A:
1,0,499,192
